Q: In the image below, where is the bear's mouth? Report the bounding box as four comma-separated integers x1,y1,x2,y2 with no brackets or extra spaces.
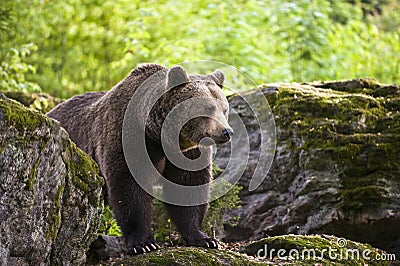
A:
209,136,231,145
199,136,215,146
179,134,199,152
178,131,232,153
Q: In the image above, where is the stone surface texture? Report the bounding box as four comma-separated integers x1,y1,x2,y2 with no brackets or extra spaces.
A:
0,95,103,265
217,79,400,257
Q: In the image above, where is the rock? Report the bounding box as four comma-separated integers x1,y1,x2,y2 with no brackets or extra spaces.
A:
87,234,393,265
0,90,62,113
0,95,103,265
90,244,262,266
87,235,127,262
217,79,400,257
244,234,394,266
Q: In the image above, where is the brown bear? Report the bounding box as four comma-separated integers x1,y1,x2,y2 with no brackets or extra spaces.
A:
47,64,233,255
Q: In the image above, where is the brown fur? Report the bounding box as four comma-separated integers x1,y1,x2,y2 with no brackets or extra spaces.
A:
47,64,231,254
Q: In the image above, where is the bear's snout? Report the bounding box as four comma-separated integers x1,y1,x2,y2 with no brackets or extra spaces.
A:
222,128,234,141
209,127,234,144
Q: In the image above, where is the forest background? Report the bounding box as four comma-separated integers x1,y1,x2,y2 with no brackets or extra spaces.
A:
1,0,399,99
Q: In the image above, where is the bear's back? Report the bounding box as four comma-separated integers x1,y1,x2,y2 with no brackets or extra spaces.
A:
47,91,105,131
47,63,167,172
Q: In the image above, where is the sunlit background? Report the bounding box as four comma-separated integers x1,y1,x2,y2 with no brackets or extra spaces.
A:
1,0,399,98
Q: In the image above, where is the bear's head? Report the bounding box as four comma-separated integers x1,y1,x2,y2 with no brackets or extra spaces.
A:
152,66,233,152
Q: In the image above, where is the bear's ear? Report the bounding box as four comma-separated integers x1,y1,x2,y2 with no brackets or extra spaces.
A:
210,69,225,88
166,66,191,89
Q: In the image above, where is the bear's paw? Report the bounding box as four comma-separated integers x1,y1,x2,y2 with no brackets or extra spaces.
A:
188,237,219,249
127,240,160,255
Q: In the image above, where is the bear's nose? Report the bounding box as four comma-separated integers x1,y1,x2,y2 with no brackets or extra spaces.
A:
222,128,234,141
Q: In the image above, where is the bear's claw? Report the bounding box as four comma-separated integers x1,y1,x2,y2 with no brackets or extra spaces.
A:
205,238,219,249
128,241,160,255
189,237,219,249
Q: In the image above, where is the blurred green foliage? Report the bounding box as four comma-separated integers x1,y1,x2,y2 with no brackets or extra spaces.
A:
0,43,41,92
1,0,399,98
98,205,121,236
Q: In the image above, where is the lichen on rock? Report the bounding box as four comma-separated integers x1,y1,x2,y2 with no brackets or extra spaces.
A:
0,94,103,265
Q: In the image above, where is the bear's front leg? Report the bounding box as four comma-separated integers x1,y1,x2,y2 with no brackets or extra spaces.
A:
162,154,219,249
164,203,219,248
104,140,165,255
106,174,159,255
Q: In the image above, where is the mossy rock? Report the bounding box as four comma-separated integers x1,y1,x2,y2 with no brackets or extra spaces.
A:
90,235,396,265
218,78,400,257
260,80,400,214
0,93,52,132
0,95,103,265
244,235,396,266
109,247,266,266
0,90,62,113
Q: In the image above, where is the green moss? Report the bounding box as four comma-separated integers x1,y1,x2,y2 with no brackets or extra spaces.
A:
371,85,399,97
45,185,65,240
384,98,400,111
28,156,41,190
244,235,391,266
64,142,104,206
0,94,51,132
106,235,393,265
259,79,400,217
113,247,264,266
341,186,391,212
309,78,381,94
265,82,392,137
0,90,62,113
337,143,361,160
27,139,52,191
